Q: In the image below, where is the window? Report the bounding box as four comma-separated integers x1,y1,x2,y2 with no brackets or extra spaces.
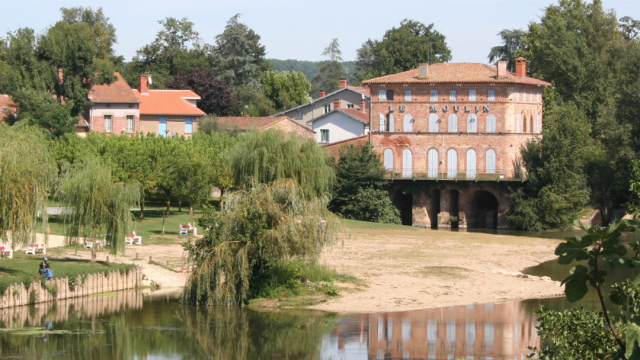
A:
403,114,413,132
428,149,438,178
126,115,134,132
516,114,521,133
430,90,438,101
387,113,395,132
104,115,112,133
323,104,331,114
537,115,542,133
449,90,457,101
537,91,541,102
295,110,303,118
530,91,534,102
159,116,167,136
379,113,385,132
485,322,495,345
466,149,477,179
386,90,394,100
486,149,496,174
465,322,476,343
486,113,496,133
488,90,496,101
448,114,458,132
523,115,528,132
469,89,477,101
467,114,477,133
383,149,394,171
402,149,413,178
516,90,520,101
523,91,527,102
429,114,439,132
446,321,456,342
378,89,387,101
404,90,412,101
185,117,193,133
447,149,458,179
347,104,355,109
320,129,329,143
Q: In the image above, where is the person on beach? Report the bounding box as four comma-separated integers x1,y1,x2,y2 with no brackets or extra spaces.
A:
38,257,51,278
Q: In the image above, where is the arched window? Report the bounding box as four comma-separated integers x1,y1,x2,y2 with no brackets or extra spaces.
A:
429,114,439,132
387,113,395,132
467,114,477,133
403,114,413,132
383,149,394,171
430,90,438,101
448,114,458,133
536,91,541,103
486,113,496,133
486,149,496,174
516,90,520,102
516,114,521,133
428,149,438,178
523,115,528,132
537,115,542,133
402,149,413,178
466,149,477,179
404,90,412,101
447,149,458,179
529,116,534,133
379,113,385,132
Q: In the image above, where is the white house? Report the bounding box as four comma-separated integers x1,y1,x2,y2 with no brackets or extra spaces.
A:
309,106,369,144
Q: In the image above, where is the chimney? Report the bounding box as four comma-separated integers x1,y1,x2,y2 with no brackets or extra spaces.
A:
139,76,149,95
359,98,367,113
515,57,527,77
339,78,347,89
418,63,429,78
319,90,326,98
333,98,341,110
497,61,507,78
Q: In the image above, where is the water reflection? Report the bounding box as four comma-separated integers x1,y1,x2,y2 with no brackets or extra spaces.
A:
0,291,546,360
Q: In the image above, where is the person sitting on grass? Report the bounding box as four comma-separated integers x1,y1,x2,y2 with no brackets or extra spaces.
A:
38,257,51,278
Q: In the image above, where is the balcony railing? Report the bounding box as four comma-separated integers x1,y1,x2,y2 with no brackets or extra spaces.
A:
384,168,525,181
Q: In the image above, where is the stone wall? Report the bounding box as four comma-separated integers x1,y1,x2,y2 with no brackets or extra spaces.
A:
0,268,142,309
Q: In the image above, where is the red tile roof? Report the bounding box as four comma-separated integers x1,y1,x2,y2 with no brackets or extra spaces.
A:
340,109,370,123
362,63,552,86
88,73,140,103
216,116,312,131
347,86,370,95
132,89,205,116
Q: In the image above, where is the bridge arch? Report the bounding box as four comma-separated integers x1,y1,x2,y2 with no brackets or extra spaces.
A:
470,190,499,229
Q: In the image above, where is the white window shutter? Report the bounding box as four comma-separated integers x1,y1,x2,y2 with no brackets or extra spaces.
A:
488,90,496,101
384,149,394,171
466,149,477,179
516,114,521,133
404,90,412,101
379,113,385,132
537,115,542,133
378,90,386,101
467,114,477,133
404,114,413,132
486,113,496,133
388,114,395,132
402,149,413,178
429,114,439,132
450,90,457,101
428,149,438,178
448,114,458,133
486,149,496,174
430,90,438,101
469,90,476,101
447,149,458,179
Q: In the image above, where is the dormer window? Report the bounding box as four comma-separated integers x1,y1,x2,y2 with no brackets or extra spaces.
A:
488,90,496,101
324,104,331,113
449,90,457,101
469,90,477,101
404,90,412,101
430,90,438,101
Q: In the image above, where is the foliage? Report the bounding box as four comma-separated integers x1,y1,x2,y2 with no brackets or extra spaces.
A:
60,7,118,59
487,29,527,72
311,39,347,95
166,69,238,116
354,19,451,82
197,116,241,136
0,125,57,248
260,70,311,111
10,89,77,137
508,101,592,230
268,59,357,84
225,129,334,199
330,143,400,224
626,160,640,218
183,179,342,305
0,28,50,95
56,155,140,254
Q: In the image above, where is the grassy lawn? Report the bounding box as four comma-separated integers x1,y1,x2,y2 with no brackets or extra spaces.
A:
341,218,418,231
0,252,136,294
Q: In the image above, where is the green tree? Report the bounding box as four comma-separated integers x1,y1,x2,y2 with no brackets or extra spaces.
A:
56,155,141,255
0,28,51,95
487,29,527,72
224,129,334,199
183,179,341,305
10,88,77,137
312,39,347,95
354,19,451,82
330,144,401,224
60,6,118,60
0,124,57,248
260,70,311,111
166,69,238,115
508,101,592,230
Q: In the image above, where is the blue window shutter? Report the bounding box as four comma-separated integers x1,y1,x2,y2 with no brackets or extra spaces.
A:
185,117,193,133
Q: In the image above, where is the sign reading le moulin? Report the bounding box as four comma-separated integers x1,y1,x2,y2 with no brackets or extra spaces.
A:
396,105,491,113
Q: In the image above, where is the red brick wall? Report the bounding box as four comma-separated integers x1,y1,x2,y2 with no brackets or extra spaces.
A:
91,114,140,135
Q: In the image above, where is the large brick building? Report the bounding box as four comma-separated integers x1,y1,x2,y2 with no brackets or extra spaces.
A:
327,58,551,229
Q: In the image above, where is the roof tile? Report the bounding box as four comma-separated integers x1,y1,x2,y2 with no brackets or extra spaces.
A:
132,89,205,116
88,73,140,103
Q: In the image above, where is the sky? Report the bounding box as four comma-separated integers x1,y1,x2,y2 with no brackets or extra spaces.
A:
1,0,638,64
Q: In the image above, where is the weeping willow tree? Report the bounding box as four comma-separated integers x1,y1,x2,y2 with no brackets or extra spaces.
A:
56,155,140,255
183,179,342,305
224,129,335,198
0,124,57,248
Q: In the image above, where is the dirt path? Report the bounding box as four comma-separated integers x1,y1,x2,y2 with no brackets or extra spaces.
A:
309,227,564,313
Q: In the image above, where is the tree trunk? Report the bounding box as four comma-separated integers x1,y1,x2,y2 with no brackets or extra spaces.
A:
166,196,171,215
179,199,182,212
189,205,194,216
220,187,225,208
140,196,145,219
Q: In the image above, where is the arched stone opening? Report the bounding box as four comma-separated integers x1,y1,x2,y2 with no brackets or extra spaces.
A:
393,188,414,226
429,189,441,229
472,191,499,229
449,189,460,229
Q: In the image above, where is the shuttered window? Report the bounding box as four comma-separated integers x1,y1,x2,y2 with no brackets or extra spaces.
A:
383,149,394,171
126,115,134,132
537,115,542,133
104,115,113,133
430,90,438,101
159,116,167,136
488,90,496,101
429,114,439,132
486,113,496,133
387,90,394,100
403,114,413,132
449,90,457,101
516,90,520,101
469,89,477,101
387,113,395,132
402,149,413,178
404,90,412,101
185,117,193,133
467,114,477,133
486,149,496,174
447,149,458,179
428,149,438,178
537,91,541,102
448,114,458,133
379,113,385,132
516,114,521,133
466,149,477,179
378,90,387,101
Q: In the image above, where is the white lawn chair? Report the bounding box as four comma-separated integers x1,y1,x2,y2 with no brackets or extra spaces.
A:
125,232,142,245
179,224,189,236
84,239,97,249
25,244,46,255
0,246,13,259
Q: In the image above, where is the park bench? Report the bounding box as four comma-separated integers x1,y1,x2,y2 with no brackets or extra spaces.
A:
0,246,13,259
25,243,46,255
125,232,142,245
